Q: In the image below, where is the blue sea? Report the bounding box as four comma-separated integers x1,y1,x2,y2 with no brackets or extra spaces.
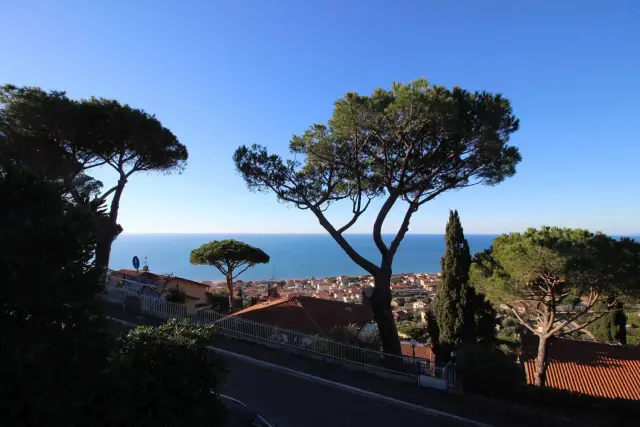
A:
110,234,497,282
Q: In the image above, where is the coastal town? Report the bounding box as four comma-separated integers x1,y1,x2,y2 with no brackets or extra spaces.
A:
4,4,640,425
109,268,441,336
211,272,439,308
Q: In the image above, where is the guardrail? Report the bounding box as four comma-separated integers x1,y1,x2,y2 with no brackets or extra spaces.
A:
101,286,444,379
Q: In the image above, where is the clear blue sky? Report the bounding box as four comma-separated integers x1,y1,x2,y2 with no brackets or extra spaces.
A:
1,0,638,235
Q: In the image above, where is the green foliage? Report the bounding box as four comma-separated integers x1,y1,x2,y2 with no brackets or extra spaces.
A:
165,287,187,304
328,323,381,349
1,85,188,177
500,316,524,339
106,319,226,427
205,291,231,313
191,240,270,297
1,84,188,273
627,328,640,347
425,308,440,346
0,165,113,426
471,289,498,344
234,79,521,213
589,300,627,344
1,111,222,425
233,78,521,354
397,324,427,340
473,227,640,318
434,210,467,346
434,210,496,351
456,345,526,398
471,227,640,386
190,239,270,268
471,227,640,307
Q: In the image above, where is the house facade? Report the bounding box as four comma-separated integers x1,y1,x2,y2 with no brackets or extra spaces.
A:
109,269,211,309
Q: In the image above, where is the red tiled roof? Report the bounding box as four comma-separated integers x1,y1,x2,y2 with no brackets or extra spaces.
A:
116,269,160,279
228,296,373,336
522,336,640,400
116,269,209,288
159,276,210,288
401,343,435,361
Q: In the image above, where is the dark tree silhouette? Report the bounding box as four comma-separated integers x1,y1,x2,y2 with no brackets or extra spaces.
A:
0,85,188,277
190,240,270,308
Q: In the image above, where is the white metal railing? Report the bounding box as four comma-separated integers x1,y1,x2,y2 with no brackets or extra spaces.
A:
101,286,443,378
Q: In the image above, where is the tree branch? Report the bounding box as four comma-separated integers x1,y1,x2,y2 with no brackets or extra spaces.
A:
83,159,108,170
97,184,119,202
310,205,379,275
510,306,539,335
373,190,400,259
557,308,621,337
337,197,372,234
388,197,420,261
213,261,228,276
548,292,604,336
232,263,252,280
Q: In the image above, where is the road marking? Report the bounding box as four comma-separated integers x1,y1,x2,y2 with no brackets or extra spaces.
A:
208,346,492,427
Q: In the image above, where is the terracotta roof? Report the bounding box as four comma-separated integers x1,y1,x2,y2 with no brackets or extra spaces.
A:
522,336,640,400
116,269,160,278
159,276,210,288
227,296,373,336
116,269,209,288
401,343,435,361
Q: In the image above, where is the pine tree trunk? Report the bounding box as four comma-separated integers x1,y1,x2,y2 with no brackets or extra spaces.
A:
371,271,402,355
94,181,125,281
226,272,234,312
534,335,548,387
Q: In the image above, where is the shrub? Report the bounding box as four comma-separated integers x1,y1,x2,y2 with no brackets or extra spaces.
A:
165,287,187,303
455,344,525,397
328,323,381,350
106,319,227,426
397,324,427,340
205,291,230,313
0,168,114,426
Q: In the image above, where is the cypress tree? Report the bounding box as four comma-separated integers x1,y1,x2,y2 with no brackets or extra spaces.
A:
434,210,473,347
590,300,627,344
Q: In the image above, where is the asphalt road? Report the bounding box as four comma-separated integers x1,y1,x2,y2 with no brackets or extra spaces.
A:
220,356,470,427
103,302,479,427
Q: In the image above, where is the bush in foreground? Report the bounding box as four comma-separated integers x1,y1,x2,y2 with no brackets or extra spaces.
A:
0,167,113,426
105,319,227,427
456,344,525,397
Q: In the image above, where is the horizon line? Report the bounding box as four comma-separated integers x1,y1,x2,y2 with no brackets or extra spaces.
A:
116,231,639,236
117,232,501,236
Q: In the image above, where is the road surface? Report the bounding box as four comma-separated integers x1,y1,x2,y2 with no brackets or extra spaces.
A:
220,355,471,427
104,301,576,427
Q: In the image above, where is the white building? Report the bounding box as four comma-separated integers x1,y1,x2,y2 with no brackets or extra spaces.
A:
413,301,427,310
